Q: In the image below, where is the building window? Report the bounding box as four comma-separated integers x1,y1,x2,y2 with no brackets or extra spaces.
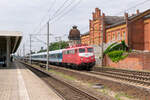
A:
108,33,111,42
118,32,120,40
123,31,126,40
113,33,115,40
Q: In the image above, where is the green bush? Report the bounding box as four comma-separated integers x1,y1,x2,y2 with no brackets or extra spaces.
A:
108,50,128,62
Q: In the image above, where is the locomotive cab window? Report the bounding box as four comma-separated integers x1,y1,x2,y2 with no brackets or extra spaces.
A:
87,48,93,52
79,48,85,53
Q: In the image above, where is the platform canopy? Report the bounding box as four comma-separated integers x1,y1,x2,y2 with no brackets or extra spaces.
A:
0,31,22,54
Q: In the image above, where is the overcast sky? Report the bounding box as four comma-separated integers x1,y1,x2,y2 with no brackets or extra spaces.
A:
0,0,149,55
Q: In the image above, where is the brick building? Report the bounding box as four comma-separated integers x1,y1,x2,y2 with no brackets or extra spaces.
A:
81,8,150,51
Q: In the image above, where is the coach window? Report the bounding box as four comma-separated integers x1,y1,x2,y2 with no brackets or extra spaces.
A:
79,48,85,53
87,48,93,52
57,54,59,58
42,55,44,58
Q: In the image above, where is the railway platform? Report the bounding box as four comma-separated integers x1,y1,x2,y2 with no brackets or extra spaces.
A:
0,61,63,100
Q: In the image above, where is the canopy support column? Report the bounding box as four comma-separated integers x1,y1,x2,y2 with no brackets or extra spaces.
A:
6,37,11,67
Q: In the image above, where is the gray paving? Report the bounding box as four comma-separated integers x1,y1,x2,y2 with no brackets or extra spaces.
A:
0,62,63,100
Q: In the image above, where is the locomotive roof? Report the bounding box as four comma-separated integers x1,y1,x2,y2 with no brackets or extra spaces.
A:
64,46,93,50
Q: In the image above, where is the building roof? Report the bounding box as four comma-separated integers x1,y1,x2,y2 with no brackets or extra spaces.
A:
105,14,140,29
144,14,150,19
106,20,126,29
106,9,150,29
104,16,124,25
81,31,89,37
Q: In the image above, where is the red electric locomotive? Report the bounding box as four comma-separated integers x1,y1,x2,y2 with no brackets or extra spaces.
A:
62,44,95,70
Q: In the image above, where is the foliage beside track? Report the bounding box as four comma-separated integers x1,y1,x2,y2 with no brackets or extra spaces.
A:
107,50,128,62
104,40,129,62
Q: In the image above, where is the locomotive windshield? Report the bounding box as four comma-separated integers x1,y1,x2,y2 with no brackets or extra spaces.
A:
79,48,85,53
87,48,93,52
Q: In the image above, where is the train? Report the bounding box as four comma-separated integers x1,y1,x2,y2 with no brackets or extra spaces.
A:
31,45,96,70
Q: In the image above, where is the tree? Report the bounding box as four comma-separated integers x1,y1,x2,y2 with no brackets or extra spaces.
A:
37,41,69,53
49,41,69,51
31,51,36,54
37,47,46,53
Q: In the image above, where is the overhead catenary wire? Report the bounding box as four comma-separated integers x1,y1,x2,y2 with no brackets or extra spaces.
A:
32,0,57,35
47,0,57,18
115,0,150,15
33,0,82,42
49,0,77,21
49,0,71,21
49,0,82,23
33,0,76,35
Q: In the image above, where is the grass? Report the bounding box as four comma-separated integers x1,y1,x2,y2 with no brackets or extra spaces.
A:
96,86,135,100
97,86,109,95
115,93,122,100
48,69,76,81
115,92,134,100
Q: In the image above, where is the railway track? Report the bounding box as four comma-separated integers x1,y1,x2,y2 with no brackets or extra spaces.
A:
90,71,150,86
20,61,100,100
90,67,150,86
31,61,150,87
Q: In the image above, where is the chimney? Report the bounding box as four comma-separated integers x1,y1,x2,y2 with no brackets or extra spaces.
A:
95,8,99,12
92,12,95,20
96,8,101,17
89,20,92,27
124,13,128,19
102,13,105,18
136,9,140,14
